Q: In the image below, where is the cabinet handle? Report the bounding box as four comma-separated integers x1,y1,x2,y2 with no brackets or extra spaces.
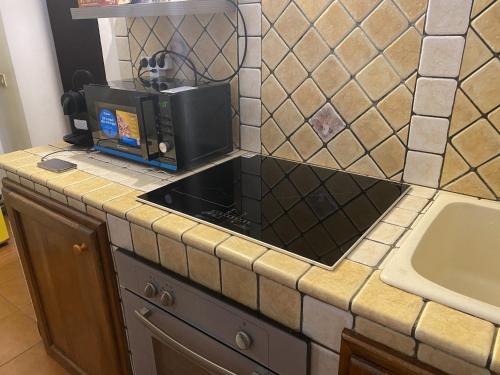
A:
73,243,88,255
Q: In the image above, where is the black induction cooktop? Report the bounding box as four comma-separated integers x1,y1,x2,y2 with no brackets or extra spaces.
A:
139,155,409,268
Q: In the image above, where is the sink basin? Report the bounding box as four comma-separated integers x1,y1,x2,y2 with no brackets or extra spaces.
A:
381,192,500,324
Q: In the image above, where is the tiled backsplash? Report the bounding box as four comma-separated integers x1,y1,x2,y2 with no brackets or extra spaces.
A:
109,0,498,200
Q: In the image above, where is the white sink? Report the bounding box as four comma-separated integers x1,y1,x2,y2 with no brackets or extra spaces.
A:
381,192,500,324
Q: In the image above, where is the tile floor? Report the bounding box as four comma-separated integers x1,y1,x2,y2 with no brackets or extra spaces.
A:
0,222,69,375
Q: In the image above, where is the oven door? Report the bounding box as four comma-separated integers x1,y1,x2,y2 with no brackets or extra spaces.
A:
123,290,276,375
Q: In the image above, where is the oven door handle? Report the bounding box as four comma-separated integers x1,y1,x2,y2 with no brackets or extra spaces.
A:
134,308,237,375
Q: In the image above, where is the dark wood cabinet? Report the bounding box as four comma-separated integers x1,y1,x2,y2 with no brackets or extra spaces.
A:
339,329,445,375
2,179,130,375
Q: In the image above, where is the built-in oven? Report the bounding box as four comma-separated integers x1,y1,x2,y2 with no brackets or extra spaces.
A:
114,249,309,375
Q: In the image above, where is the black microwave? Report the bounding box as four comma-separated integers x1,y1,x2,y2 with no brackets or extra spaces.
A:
84,79,233,171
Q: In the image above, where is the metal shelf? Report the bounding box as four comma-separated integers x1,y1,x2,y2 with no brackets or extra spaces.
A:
71,1,234,19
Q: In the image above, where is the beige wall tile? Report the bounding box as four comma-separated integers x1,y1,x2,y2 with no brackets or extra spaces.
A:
361,0,409,49
238,3,261,36
450,90,482,136
377,85,413,131
416,302,495,367
355,317,416,356
290,125,323,160
183,225,230,254
327,130,365,168
315,2,355,48
331,81,371,123
275,54,308,95
418,344,489,375
239,36,261,68
187,246,221,292
462,59,500,114
274,3,309,47
158,235,188,277
262,30,288,70
312,55,350,97
403,151,443,188
303,296,353,351
273,100,304,136
419,36,465,77
370,136,406,177
216,236,267,269
259,277,301,331
478,157,499,196
425,0,473,35
452,119,499,167
254,250,310,288
408,116,449,154
241,125,262,153
334,29,377,74
413,78,458,117
351,109,392,149
394,0,428,21
444,172,495,199
291,79,326,118
240,97,262,127
131,223,159,263
352,271,424,335
239,68,261,98
298,261,372,310
384,27,424,79
152,214,197,242
472,1,499,52
294,0,330,22
221,260,258,310
460,30,493,79
339,0,382,22
262,0,288,22
262,119,286,153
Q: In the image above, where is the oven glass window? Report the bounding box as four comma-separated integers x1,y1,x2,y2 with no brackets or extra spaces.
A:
96,102,141,147
152,338,214,375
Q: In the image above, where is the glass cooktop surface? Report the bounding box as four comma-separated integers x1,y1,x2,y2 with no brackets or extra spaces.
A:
139,155,409,268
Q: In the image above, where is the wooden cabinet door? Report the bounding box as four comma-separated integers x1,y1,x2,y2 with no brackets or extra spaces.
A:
339,330,445,375
2,180,130,375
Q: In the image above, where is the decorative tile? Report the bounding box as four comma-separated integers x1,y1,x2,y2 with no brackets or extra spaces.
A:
478,157,499,196
262,0,288,23
262,75,287,113
310,104,346,143
294,0,330,22
262,29,288,69
348,155,385,178
444,172,495,199
262,119,286,153
459,30,493,79
449,89,482,136
394,0,428,22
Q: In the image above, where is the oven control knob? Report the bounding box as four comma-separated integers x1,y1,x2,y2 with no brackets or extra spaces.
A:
159,142,168,153
235,331,252,350
160,291,175,306
143,283,158,298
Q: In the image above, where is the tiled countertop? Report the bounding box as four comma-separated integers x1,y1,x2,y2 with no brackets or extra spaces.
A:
0,143,498,375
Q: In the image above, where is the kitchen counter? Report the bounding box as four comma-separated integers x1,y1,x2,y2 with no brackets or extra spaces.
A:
0,143,498,375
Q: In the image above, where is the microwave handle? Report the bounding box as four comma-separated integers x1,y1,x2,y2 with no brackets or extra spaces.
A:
136,95,156,160
135,308,237,375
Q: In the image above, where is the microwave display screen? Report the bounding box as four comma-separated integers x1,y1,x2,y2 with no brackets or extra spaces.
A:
97,103,141,148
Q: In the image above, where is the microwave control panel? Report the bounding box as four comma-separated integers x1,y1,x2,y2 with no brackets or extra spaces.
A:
157,98,176,163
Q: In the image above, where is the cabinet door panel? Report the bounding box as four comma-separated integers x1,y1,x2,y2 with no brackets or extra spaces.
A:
3,180,130,375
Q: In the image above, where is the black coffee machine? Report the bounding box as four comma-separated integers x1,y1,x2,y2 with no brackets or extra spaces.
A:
60,70,93,147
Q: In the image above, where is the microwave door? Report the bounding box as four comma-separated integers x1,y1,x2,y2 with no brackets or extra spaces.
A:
136,95,159,161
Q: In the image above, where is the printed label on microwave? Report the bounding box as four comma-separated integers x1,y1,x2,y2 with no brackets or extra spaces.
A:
116,110,140,147
99,109,118,138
